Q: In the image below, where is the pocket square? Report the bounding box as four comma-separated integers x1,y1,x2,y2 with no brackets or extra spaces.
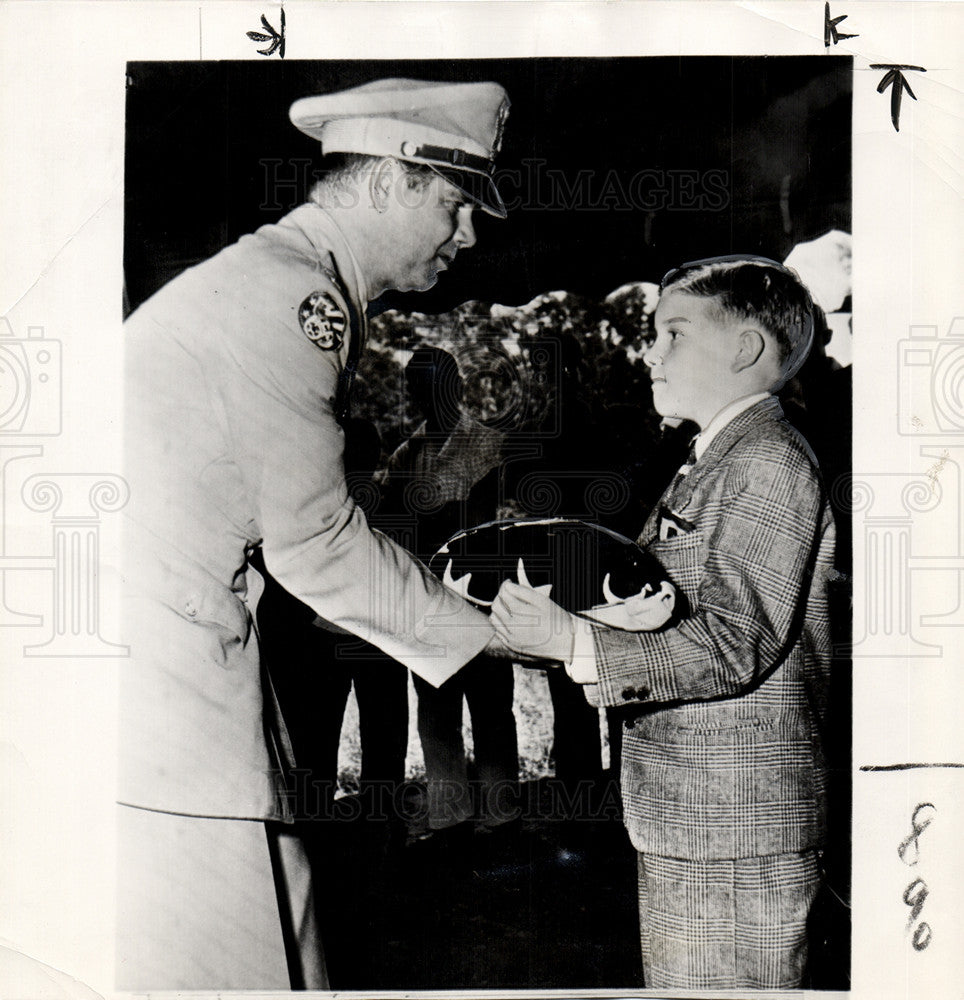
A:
657,505,696,541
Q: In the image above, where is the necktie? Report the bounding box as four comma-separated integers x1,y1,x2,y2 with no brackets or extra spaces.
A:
673,439,699,483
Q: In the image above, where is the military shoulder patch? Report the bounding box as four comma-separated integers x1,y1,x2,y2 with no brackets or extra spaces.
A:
299,291,347,351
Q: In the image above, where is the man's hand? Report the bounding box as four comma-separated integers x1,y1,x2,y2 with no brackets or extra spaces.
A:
483,632,546,664
490,579,575,663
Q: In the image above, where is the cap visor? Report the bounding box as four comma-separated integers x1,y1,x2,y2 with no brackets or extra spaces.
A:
432,166,507,220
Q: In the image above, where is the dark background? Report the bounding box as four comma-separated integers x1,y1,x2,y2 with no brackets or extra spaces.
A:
125,56,851,315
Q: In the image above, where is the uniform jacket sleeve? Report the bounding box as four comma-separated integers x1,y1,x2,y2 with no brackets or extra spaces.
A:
584,423,832,710
206,264,493,686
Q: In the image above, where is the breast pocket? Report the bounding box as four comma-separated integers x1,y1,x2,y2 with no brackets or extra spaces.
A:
648,528,704,609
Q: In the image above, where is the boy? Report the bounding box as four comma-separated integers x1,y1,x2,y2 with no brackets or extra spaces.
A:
491,256,835,990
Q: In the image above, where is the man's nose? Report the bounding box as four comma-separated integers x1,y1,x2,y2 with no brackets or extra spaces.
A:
454,207,477,250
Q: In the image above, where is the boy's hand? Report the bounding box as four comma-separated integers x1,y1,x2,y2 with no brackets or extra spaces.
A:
490,579,575,663
582,577,677,632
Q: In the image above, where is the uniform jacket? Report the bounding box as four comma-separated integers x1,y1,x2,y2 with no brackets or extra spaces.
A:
585,397,835,860
120,203,492,820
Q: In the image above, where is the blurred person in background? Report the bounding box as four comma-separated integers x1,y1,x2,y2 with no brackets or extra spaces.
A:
377,346,520,855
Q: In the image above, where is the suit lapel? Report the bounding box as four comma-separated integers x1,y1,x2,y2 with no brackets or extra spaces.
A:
661,397,786,515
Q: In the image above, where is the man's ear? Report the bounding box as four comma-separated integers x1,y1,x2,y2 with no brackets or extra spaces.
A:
368,157,396,213
732,328,766,373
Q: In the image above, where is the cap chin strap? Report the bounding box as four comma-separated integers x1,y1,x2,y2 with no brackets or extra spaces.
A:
409,143,495,176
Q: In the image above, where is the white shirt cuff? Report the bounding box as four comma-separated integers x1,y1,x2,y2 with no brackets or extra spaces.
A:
564,615,599,684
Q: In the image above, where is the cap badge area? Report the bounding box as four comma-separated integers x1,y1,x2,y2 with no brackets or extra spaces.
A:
299,291,347,351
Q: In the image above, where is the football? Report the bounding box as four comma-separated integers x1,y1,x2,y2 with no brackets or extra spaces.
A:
429,517,674,618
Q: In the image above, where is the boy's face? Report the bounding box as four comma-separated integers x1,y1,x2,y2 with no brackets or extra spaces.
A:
645,289,744,428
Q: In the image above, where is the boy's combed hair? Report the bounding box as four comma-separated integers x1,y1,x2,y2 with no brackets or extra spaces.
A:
662,257,815,381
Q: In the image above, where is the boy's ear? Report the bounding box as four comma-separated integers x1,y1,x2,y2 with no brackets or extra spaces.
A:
732,328,766,373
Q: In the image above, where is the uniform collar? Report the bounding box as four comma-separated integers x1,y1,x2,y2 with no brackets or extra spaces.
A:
286,203,370,331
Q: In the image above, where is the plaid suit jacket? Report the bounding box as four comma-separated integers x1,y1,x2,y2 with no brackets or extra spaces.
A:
585,397,835,860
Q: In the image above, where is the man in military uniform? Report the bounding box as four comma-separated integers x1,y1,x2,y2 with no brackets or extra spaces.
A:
118,78,511,991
